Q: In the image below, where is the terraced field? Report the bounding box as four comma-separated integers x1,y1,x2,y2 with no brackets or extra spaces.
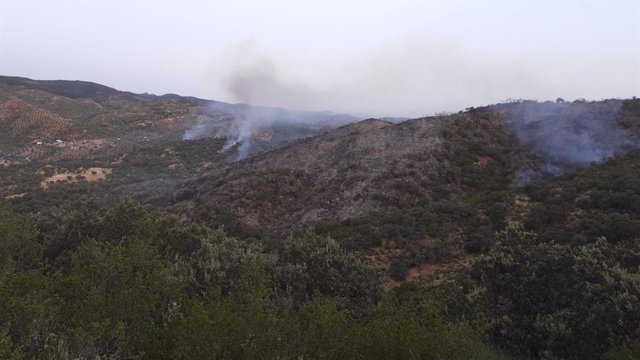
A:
0,98,75,142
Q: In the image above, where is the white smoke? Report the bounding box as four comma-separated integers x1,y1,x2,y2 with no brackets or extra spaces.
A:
180,99,360,160
507,100,640,184
182,118,225,140
227,106,253,161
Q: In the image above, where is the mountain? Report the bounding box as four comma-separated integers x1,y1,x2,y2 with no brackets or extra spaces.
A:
0,76,194,150
177,113,505,230
2,76,640,270
2,77,640,360
0,76,359,158
175,99,640,232
0,76,360,203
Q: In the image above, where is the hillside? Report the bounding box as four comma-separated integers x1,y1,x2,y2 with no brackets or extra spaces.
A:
0,76,195,154
3,79,639,275
2,78,640,359
0,76,358,161
177,99,640,232
0,76,358,205
166,98,640,288
179,111,509,230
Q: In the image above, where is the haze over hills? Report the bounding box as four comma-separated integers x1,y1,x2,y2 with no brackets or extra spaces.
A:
2,0,639,357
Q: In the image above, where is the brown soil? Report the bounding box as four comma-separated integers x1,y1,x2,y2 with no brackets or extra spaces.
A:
41,167,112,189
474,156,492,167
405,255,475,282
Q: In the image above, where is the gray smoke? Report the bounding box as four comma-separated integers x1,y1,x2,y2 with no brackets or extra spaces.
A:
181,100,361,161
223,52,283,161
196,44,366,160
181,104,254,160
207,38,639,118
507,99,640,184
182,114,232,141
182,43,336,160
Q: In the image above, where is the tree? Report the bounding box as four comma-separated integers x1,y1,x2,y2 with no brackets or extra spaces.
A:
61,240,183,359
276,229,381,315
475,224,640,359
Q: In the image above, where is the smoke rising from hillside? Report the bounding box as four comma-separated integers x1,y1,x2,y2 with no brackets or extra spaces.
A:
181,105,255,160
183,115,230,141
221,46,315,160
509,100,640,183
181,100,361,161
190,39,639,162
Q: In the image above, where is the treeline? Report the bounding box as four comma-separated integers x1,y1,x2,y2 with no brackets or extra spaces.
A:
0,201,497,359
3,199,639,359
3,154,640,359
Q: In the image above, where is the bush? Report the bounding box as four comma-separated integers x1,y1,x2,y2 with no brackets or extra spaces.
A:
475,224,640,360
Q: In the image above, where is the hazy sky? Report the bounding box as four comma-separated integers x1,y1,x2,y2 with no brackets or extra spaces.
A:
1,0,639,117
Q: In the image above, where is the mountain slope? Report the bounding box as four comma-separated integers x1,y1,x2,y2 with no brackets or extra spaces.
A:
0,76,361,203
177,109,515,231
0,76,359,160
175,99,640,242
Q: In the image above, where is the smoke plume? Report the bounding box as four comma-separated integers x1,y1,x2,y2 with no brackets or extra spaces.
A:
182,114,232,141
209,38,638,118
181,100,360,161
508,100,640,184
221,45,315,160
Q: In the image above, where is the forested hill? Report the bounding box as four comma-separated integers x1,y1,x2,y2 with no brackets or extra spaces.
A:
2,153,640,359
1,77,640,359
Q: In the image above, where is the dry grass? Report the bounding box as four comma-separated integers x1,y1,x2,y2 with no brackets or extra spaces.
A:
4,193,26,200
41,167,112,189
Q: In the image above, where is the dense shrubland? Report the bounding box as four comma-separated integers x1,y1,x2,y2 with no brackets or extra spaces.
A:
2,94,640,359
3,175,639,359
310,153,640,360
0,201,500,359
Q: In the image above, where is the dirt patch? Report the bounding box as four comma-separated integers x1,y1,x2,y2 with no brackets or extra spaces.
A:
405,255,475,282
507,194,535,224
111,154,127,165
41,167,112,189
197,161,215,172
474,156,492,167
55,139,107,148
255,130,273,142
4,193,26,199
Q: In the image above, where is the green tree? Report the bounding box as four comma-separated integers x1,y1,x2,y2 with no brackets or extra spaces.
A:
60,240,182,359
476,224,640,359
276,229,381,315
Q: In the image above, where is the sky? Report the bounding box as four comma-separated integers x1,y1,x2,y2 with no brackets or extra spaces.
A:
0,0,639,117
